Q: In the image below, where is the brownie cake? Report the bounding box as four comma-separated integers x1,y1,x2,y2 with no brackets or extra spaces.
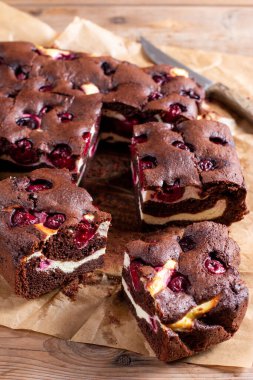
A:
122,221,248,362
101,64,203,143
0,42,110,182
131,120,247,227
0,168,111,298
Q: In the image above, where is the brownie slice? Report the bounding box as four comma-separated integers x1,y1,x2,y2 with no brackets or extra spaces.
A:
101,63,203,143
0,42,111,183
0,168,111,299
122,221,248,362
131,120,247,228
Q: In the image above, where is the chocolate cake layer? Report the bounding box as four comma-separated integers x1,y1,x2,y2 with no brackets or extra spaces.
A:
131,120,247,227
0,168,111,298
122,221,248,362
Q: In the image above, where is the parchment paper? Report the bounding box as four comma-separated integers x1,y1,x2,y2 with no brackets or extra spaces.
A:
0,3,252,368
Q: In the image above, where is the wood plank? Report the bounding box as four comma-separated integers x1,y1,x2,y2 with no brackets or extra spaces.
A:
5,0,253,6
5,3,253,56
0,326,252,379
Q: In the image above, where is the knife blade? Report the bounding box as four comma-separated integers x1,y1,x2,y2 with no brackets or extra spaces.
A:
140,36,253,124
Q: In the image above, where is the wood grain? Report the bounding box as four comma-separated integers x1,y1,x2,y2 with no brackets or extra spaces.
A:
5,1,253,55
0,326,252,380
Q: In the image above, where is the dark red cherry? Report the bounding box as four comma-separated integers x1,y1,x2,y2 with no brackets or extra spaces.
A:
48,144,76,170
179,236,196,252
132,134,147,145
162,103,186,123
74,220,97,249
130,261,142,291
204,258,226,274
39,85,53,92
11,208,38,227
10,139,39,165
56,53,77,61
198,159,216,171
139,156,157,171
58,112,74,122
16,114,40,130
149,317,158,332
33,211,48,224
148,91,163,101
209,136,227,145
26,179,52,192
156,179,185,203
180,89,200,100
44,213,66,230
152,73,171,84
172,140,191,151
15,66,28,80
101,61,115,75
168,273,188,292
82,132,91,155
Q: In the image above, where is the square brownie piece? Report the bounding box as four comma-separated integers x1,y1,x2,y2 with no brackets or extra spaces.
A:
0,42,110,183
131,119,247,227
101,63,203,143
0,168,111,299
122,221,248,362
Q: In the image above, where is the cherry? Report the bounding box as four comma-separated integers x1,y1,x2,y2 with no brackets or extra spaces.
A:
44,213,66,230
82,132,91,155
11,208,38,227
16,114,40,130
168,273,188,292
48,144,76,170
39,259,51,270
56,53,77,61
156,179,185,203
161,103,186,123
172,140,191,152
15,66,28,80
26,179,52,192
179,236,196,252
57,112,74,122
148,92,163,101
132,134,147,145
74,220,97,249
209,136,227,145
139,156,157,170
152,73,171,84
33,211,48,224
204,257,226,274
149,317,158,332
10,139,39,165
39,85,53,92
198,159,216,171
180,89,200,100
101,61,115,75
129,261,142,291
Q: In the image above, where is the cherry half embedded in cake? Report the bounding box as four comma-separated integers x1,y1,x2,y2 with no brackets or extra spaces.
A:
122,222,248,362
131,120,247,228
0,168,111,299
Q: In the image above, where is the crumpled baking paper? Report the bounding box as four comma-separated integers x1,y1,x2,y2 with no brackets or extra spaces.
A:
0,4,252,368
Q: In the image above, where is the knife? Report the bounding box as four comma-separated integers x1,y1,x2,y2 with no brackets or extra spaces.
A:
140,37,253,124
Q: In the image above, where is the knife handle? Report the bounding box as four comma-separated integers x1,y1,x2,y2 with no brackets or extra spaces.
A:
206,82,253,124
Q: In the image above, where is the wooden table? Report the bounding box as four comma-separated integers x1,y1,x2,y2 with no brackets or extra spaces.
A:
2,1,253,379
